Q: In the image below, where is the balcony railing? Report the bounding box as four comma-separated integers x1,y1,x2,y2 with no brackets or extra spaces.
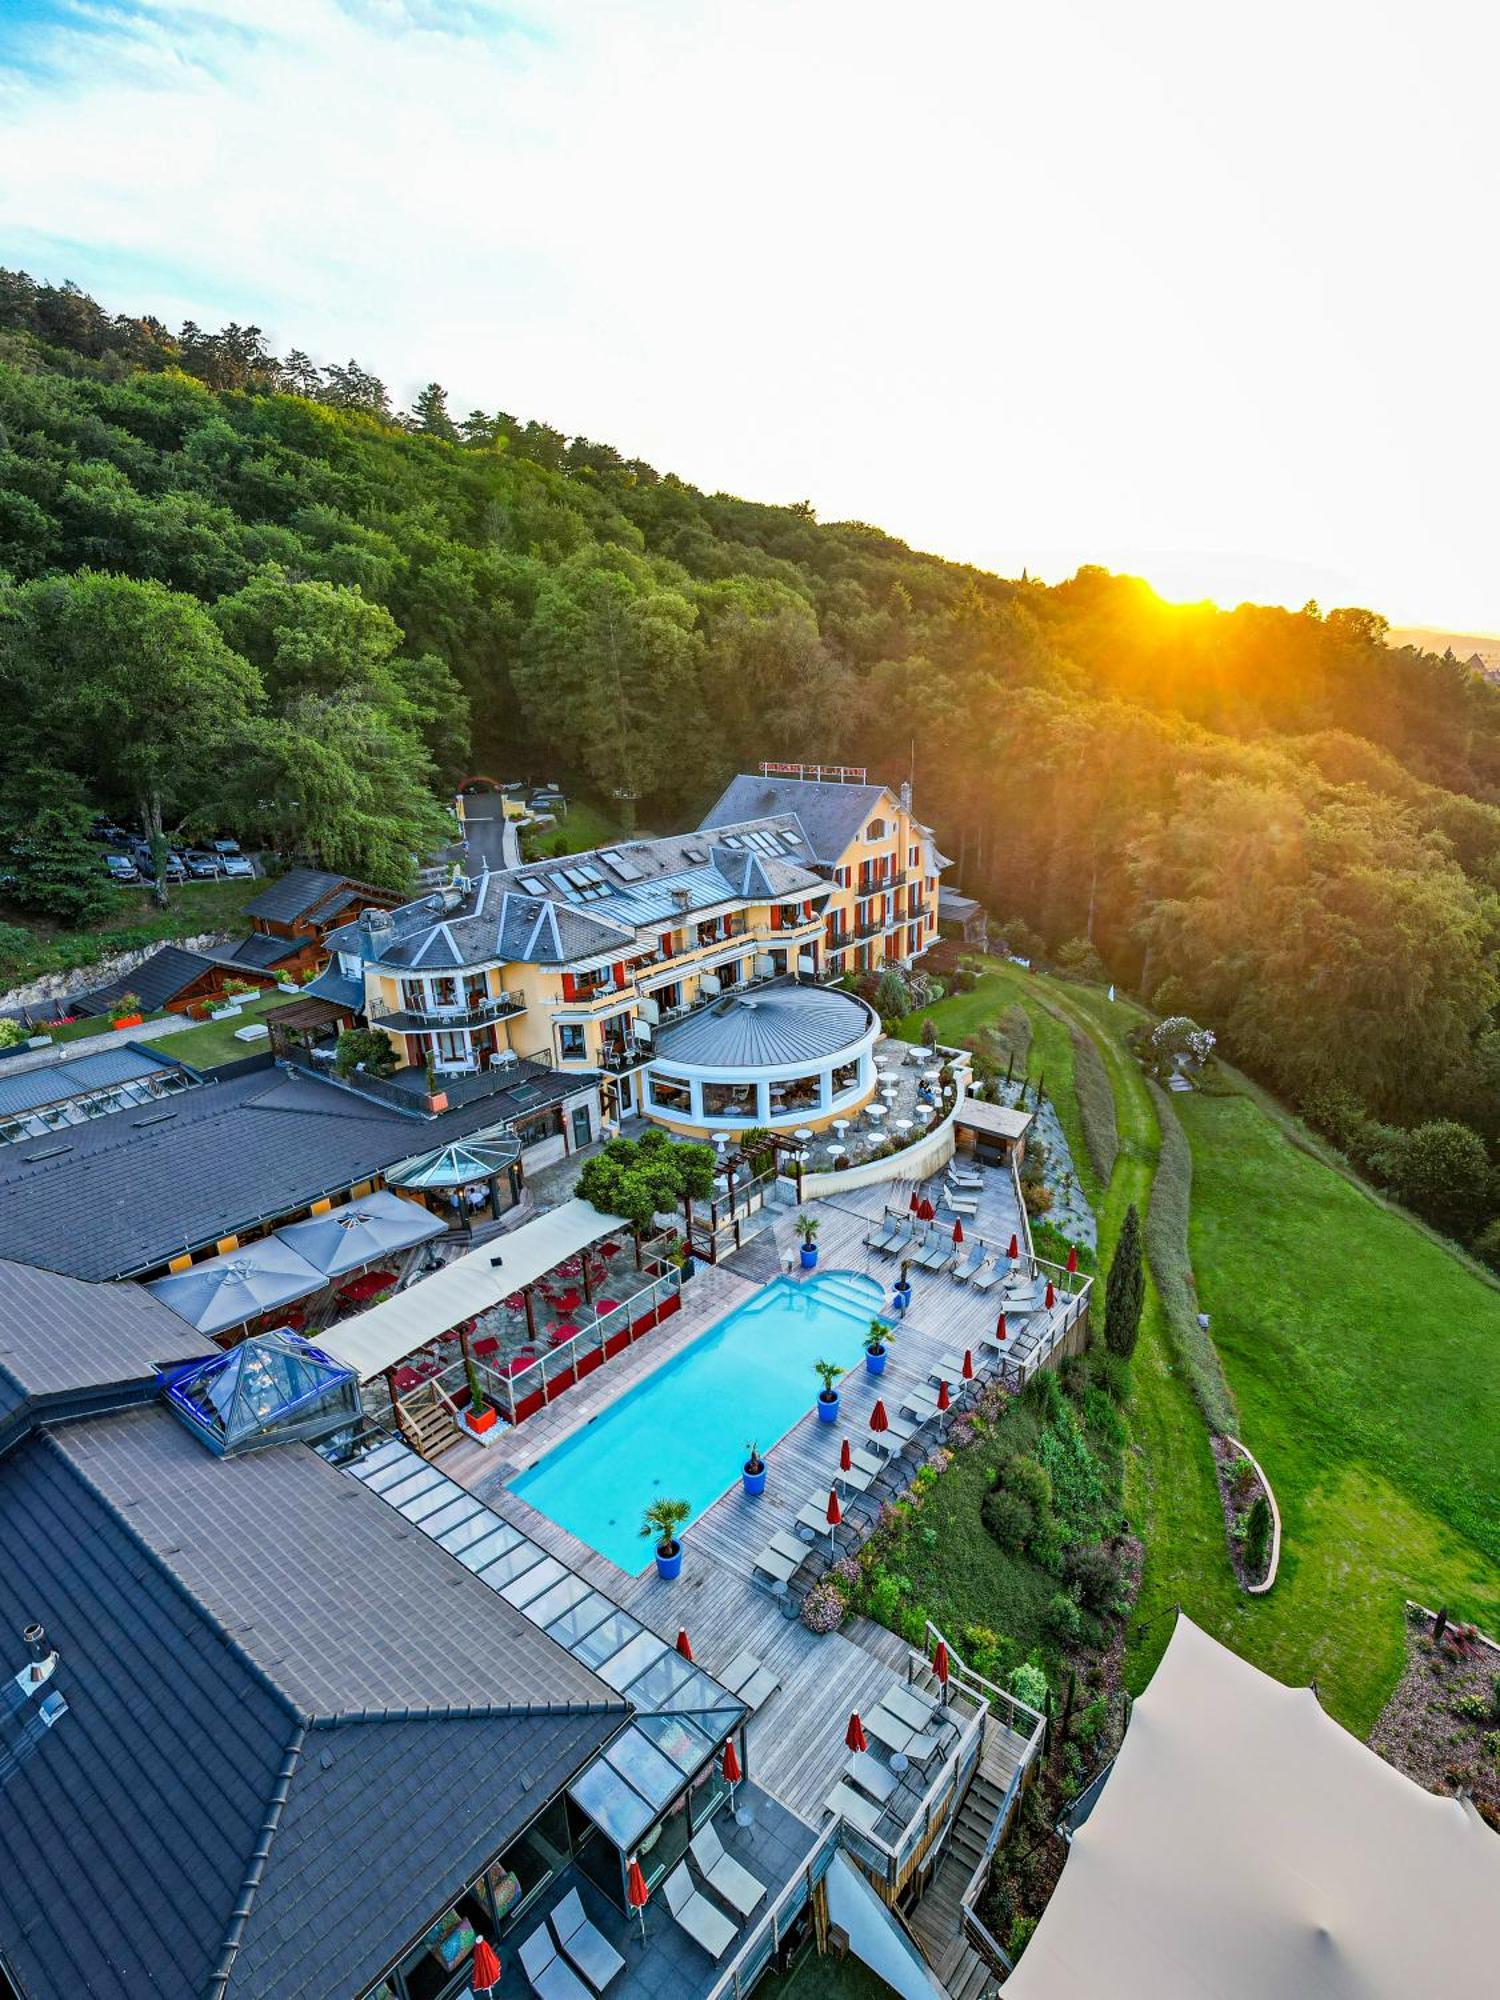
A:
597,1041,649,1073
375,989,525,1029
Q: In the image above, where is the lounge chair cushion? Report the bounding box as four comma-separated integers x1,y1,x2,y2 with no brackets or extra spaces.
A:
550,1889,624,1993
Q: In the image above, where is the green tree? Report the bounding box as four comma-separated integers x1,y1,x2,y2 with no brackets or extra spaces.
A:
1104,1202,1145,1358
410,382,457,440
0,572,262,905
1388,1120,1491,1234
1243,1494,1273,1577
0,765,113,924
334,1027,398,1078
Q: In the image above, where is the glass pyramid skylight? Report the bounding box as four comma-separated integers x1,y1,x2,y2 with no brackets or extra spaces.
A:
163,1328,361,1456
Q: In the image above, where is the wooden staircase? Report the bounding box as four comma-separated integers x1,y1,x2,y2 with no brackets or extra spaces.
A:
908,1684,1029,2000
394,1381,464,1460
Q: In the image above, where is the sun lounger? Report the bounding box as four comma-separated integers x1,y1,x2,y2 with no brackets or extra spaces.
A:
795,1500,849,1540
901,1386,941,1419
911,1237,951,1272
864,1214,903,1252
663,1862,738,1959
847,1750,900,1804
903,1723,946,1763
826,1781,884,1835
689,1820,766,1919
848,1445,885,1478
836,1461,875,1493
951,1245,987,1283
752,1531,812,1587
720,1649,781,1710
883,1682,942,1731
519,1925,594,2000
877,1220,914,1257
948,1164,984,1185
862,1706,914,1756
969,1260,1003,1293
943,1195,979,1217
549,1888,624,1993
934,1356,971,1385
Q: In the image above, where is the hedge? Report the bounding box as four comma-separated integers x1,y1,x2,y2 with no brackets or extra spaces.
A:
1145,1080,1238,1435
1070,1022,1119,1188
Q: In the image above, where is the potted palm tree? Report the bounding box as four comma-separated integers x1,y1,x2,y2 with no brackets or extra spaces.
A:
814,1358,842,1424
864,1318,893,1376
742,1441,767,1497
797,1213,820,1270
642,1497,691,1580
463,1350,497,1435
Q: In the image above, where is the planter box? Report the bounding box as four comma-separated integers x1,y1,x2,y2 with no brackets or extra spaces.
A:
26,1035,52,1050
209,1006,241,1021
460,1406,501,1445
111,1014,144,1030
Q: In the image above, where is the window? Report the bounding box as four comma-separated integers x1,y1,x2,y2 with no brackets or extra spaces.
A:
831,1058,862,1098
558,1023,588,1061
768,1073,822,1113
865,818,886,840
702,1080,757,1119
650,1074,693,1115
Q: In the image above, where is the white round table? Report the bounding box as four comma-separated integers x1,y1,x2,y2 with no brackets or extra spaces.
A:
832,1118,850,1138
894,1117,914,1134
866,1103,887,1122
794,1127,814,1145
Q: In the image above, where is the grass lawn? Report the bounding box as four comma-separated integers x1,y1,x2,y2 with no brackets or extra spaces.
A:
521,797,639,861
922,958,1500,1732
764,1949,896,2000
140,987,288,1071
0,875,262,990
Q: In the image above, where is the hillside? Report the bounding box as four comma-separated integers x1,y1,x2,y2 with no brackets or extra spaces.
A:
10,269,1500,1250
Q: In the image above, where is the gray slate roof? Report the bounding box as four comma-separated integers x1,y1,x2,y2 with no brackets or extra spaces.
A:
700,775,898,864
0,1258,205,1441
653,981,875,1069
229,931,299,970
75,944,221,1016
0,1061,587,1282
243,867,353,927
0,1407,621,2000
0,1044,176,1119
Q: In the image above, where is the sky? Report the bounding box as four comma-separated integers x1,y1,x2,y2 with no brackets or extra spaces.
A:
2,0,1497,631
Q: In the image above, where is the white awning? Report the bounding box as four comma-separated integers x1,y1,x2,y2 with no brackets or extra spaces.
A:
318,1196,629,1380
1001,1616,1500,2000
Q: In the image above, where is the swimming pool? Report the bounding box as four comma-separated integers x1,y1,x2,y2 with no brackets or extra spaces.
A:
510,1268,886,1572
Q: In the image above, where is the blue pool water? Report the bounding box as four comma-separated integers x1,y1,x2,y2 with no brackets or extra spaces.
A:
510,1269,886,1572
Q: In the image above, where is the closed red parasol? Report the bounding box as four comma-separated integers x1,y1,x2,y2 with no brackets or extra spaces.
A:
472,1937,501,1994
869,1399,889,1433
846,1711,869,1753
840,1438,853,1472
933,1638,950,1686
918,1197,936,1222
1006,1233,1020,1260
627,1858,650,1942
996,1312,1008,1343
675,1629,693,1661
908,1191,922,1214
961,1349,974,1380
722,1736,741,1783
826,1486,842,1525
936,1379,951,1412
1045,1280,1056,1309
951,1218,964,1243
1066,1244,1079,1275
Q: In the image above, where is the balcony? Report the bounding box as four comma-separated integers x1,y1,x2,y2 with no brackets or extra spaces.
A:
597,1041,649,1073
374,989,526,1031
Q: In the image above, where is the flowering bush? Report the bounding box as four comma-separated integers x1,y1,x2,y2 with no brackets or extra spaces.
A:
829,1554,862,1589
800,1577,849,1634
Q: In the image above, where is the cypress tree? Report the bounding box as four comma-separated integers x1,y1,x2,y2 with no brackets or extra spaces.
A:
1103,1202,1145,1358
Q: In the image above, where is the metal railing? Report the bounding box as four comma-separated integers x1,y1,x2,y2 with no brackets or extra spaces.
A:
375,989,525,1029
498,1262,686,1420
703,1819,841,2000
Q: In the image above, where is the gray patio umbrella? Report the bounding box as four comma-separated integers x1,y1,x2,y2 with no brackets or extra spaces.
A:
147,1238,327,1337
273,1188,446,1278
386,1134,521,1190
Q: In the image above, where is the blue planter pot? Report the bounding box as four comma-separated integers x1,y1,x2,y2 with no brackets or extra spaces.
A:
799,1244,819,1270
865,1348,888,1376
742,1463,768,1497
655,1542,684,1581
817,1391,840,1425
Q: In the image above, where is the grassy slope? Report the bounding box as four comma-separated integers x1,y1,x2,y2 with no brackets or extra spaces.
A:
521,798,635,860
911,959,1500,1732
0,875,262,990
139,986,288,1069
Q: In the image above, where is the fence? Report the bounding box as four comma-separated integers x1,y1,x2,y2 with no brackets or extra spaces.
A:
690,1165,779,1260
703,1818,841,2000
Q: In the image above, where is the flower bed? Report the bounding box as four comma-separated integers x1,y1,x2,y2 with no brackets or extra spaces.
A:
1211,1433,1279,1591
1368,1606,1500,1829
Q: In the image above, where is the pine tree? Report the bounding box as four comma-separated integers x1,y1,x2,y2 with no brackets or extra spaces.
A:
410,381,457,440
1243,1494,1272,1578
1103,1202,1145,1358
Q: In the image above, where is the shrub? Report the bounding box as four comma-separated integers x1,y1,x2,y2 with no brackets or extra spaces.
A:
1063,1541,1122,1616
334,1026,398,1078
981,1487,1034,1552
1003,1454,1053,1518
959,1624,1014,1683
1070,1022,1118,1189
1008,1659,1049,1711
1089,1349,1131,1403
0,1018,27,1049
1143,1083,1239,1432
1008,1916,1038,1960
1389,1120,1491,1234
1038,1407,1105,1535
1055,936,1106,982
1243,1494,1273,1578
1045,1591,1084,1643
1228,1456,1257,1501
800,1578,849,1634
1472,1218,1500,1275
866,1569,908,1627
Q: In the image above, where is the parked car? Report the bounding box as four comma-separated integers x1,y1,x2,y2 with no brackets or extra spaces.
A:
103,853,141,884
183,850,222,879
210,838,242,857
219,853,256,879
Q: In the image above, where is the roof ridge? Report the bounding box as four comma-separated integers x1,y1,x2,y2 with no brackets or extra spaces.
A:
207,1720,307,2000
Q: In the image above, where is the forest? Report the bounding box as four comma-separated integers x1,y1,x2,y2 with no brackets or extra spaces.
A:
5,269,1500,1252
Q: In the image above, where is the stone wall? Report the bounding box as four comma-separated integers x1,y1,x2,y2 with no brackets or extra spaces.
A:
1,931,235,1015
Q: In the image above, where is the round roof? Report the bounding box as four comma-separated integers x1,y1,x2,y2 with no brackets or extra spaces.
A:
652,983,874,1072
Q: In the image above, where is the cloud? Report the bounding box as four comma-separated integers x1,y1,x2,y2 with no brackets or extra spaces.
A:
2,2,1499,626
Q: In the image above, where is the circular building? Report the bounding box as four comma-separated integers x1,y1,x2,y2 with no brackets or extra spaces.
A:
643,983,879,1135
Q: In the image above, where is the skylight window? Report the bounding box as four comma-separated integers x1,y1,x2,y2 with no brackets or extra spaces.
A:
519,875,547,894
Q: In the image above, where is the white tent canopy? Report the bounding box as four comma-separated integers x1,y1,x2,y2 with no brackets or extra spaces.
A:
1002,1615,1500,2000
319,1196,630,1381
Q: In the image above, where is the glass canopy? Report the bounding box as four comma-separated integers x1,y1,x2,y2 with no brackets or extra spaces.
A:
164,1328,362,1456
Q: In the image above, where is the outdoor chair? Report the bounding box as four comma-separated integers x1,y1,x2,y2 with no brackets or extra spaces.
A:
969,1261,1003,1293
751,1532,812,1589
883,1682,942,1732
825,1781,883,1835
943,1194,980,1218
549,1889,624,1994
861,1706,914,1757
663,1861,738,1959
864,1214,902,1253
912,1235,951,1272
795,1499,854,1543
720,1649,781,1711
689,1820,766,1919
877,1221,914,1258
519,1925,593,2000
846,1750,900,1804
951,1245,987,1283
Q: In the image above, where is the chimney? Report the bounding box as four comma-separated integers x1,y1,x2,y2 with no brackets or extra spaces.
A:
899,780,912,812
671,888,691,915
18,1621,57,1692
